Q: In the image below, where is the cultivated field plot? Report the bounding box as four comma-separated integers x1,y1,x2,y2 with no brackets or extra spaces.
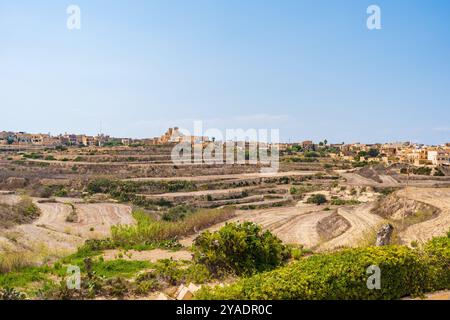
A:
0,194,133,256
396,187,450,245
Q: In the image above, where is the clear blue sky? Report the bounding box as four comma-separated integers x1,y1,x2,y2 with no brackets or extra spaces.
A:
1,0,449,144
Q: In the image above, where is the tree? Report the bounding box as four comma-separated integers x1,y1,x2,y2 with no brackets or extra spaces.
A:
368,148,380,158
358,151,368,157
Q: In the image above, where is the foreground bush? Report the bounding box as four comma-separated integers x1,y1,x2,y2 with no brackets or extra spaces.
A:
196,234,450,300
192,222,290,276
306,194,327,205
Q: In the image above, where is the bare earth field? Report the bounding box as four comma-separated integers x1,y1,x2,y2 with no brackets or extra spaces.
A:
0,194,133,256
179,204,325,248
3,186,447,261
397,187,450,245
180,201,383,251
341,171,450,188
318,203,384,251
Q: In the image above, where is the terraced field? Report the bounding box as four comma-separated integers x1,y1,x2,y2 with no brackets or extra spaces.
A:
397,187,450,245
0,194,133,256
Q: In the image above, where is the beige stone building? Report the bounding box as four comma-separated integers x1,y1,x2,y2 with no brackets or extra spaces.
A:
428,150,450,166
148,127,209,146
301,140,313,149
81,135,96,146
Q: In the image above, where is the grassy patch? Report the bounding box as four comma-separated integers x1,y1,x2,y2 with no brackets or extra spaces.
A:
111,207,235,246
92,259,151,278
0,266,51,289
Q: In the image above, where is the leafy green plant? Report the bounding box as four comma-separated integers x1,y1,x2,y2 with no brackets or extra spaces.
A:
289,186,298,195
192,222,290,276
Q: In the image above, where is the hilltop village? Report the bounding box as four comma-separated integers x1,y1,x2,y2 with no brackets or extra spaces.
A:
1,127,449,167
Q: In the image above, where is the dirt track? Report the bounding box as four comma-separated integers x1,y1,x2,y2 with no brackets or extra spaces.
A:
397,187,450,245
102,249,192,262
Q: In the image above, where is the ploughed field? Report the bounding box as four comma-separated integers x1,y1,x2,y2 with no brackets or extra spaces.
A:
0,193,133,256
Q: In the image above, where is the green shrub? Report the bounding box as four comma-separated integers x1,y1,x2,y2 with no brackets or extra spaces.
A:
306,194,327,205
161,206,193,222
39,185,68,198
192,222,290,276
53,188,68,197
289,186,298,195
22,153,43,160
304,151,320,158
288,157,318,163
196,235,450,300
375,187,398,196
412,167,432,176
330,199,361,206
14,196,40,218
353,161,369,168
